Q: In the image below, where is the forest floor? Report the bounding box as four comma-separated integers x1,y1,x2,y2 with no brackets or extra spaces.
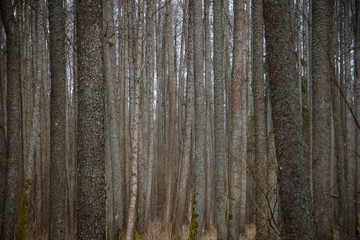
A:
143,219,256,240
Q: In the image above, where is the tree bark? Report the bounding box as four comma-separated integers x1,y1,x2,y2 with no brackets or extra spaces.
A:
48,0,66,237
213,0,227,238
76,0,106,237
0,0,23,238
125,1,142,239
192,0,206,237
204,0,214,229
173,0,194,236
163,0,176,226
344,1,356,238
144,0,156,232
355,1,360,238
311,0,333,238
263,1,317,239
229,0,246,238
252,0,268,238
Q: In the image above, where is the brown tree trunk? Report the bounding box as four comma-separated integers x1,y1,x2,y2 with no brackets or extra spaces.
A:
311,0,333,238
164,0,176,227
173,0,194,236
48,0,66,237
0,0,23,238
144,0,156,231
192,0,206,237
213,0,228,238
229,0,246,238
263,1,317,239
252,0,268,238
355,1,360,238
204,0,214,229
76,0,106,237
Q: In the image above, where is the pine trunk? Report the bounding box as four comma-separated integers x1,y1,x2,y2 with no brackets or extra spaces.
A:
263,1,317,239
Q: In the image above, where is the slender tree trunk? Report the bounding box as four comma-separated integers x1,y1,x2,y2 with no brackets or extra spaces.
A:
0,0,23,238
228,0,246,238
311,0,333,238
263,1,317,239
333,2,347,238
48,0,66,237
103,0,123,236
252,0,268,238
0,28,5,234
192,0,206,237
144,0,155,231
204,0,214,229
163,0,176,227
125,2,142,239
76,0,106,237
173,0,194,236
344,2,356,238
355,1,360,238
213,0,227,238
136,0,146,234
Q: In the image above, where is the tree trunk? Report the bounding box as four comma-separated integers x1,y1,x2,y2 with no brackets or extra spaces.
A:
355,1,360,238
0,23,7,235
0,0,23,238
173,0,194,236
164,0,176,227
125,2,142,239
48,0,66,237
228,0,246,238
344,2,356,238
204,0,214,229
144,0,155,231
252,0,268,238
263,1,317,239
192,0,206,237
213,0,227,238
76,0,106,237
311,0,333,238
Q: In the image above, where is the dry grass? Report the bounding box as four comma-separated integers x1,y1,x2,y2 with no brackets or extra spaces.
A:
22,218,257,239
143,219,256,240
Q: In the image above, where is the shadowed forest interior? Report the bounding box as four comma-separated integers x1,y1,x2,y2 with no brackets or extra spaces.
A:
0,0,359,239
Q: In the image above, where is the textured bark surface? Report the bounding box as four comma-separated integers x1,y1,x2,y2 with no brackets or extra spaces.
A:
252,0,268,238
0,0,23,239
229,0,246,238
311,0,333,238
49,0,66,238
0,37,5,234
76,0,106,237
193,0,206,236
263,1,317,239
125,2,142,239
213,0,227,238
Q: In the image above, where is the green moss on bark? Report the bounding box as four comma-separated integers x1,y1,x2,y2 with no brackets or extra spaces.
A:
16,179,32,240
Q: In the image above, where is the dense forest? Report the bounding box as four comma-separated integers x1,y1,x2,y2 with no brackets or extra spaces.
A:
0,0,359,239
